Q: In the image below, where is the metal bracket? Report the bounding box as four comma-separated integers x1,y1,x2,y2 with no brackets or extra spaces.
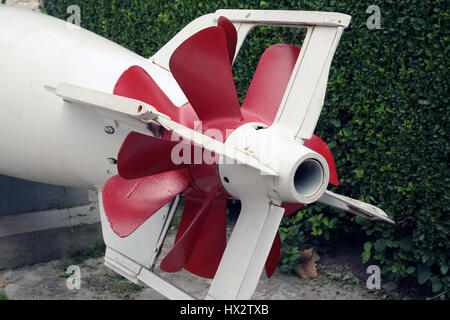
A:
105,247,194,300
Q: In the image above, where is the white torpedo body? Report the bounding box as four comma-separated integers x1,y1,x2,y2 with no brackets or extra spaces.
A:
0,6,185,189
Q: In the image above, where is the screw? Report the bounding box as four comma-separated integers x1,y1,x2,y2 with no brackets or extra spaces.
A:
104,126,115,134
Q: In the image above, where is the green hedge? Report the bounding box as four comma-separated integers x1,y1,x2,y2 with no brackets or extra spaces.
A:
42,0,449,297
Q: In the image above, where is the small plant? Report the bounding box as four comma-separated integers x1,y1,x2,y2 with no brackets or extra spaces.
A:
58,238,106,276
103,273,142,295
278,211,307,273
0,288,7,300
279,205,339,274
58,270,74,278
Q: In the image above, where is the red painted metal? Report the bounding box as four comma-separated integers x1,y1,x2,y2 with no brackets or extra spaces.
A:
177,102,200,130
102,170,190,237
114,65,198,129
265,232,282,278
117,132,192,179
184,196,227,278
169,26,243,128
282,203,305,217
174,195,205,244
114,65,181,122
160,187,218,272
241,44,301,124
304,134,339,186
217,16,237,65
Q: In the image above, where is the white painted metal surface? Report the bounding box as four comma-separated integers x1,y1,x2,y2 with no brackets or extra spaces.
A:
207,198,285,299
215,9,350,27
52,82,168,137
0,5,185,294
52,83,278,175
105,239,195,300
137,268,194,300
319,190,394,224
152,9,351,70
0,6,185,190
272,26,345,140
99,191,179,269
219,123,330,204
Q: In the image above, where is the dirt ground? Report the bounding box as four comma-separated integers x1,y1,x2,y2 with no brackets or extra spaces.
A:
0,228,414,300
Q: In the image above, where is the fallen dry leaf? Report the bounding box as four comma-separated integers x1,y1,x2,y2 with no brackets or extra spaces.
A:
0,278,7,288
294,248,320,279
297,248,314,264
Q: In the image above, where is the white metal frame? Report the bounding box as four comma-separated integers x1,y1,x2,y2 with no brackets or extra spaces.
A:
101,196,195,300
152,10,350,71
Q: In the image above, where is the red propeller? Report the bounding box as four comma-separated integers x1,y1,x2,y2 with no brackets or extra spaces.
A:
102,16,338,279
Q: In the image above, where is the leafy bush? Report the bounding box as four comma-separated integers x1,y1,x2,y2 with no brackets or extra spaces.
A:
0,288,7,300
42,0,449,297
278,205,340,273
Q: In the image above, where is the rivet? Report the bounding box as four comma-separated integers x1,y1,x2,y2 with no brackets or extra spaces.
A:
104,126,115,134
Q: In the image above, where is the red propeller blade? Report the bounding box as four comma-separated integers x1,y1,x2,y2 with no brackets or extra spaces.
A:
217,16,237,65
265,232,282,278
114,65,181,122
174,195,204,244
304,134,339,186
184,197,227,278
282,203,305,218
241,44,300,125
169,26,243,127
160,187,218,273
117,132,194,180
102,170,190,238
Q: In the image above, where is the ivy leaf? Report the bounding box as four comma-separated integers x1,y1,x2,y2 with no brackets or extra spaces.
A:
362,242,372,263
432,281,442,293
400,237,413,252
418,99,431,105
440,265,448,275
354,169,365,178
406,266,415,274
417,264,431,285
330,118,341,127
374,239,387,252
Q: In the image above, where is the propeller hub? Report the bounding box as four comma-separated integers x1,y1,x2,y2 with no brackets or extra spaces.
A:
218,123,330,205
